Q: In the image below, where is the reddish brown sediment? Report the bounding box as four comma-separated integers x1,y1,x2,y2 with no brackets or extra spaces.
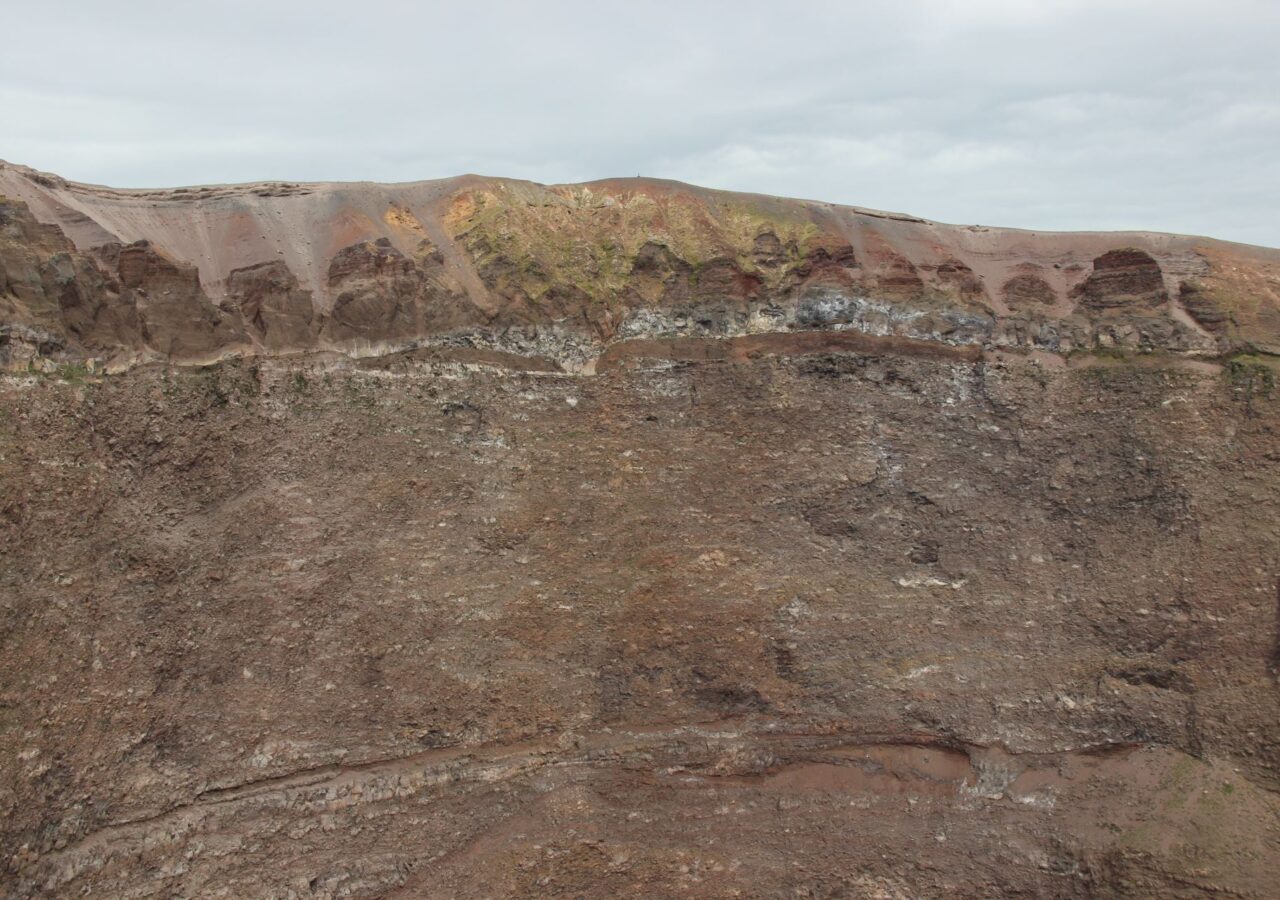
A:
4,160,1279,373
3,162,1280,898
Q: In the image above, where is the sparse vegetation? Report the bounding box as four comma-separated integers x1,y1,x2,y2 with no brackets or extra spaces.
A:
446,184,821,312
1224,353,1276,394
22,360,95,384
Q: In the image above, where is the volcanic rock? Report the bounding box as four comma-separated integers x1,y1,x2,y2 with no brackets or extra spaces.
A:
226,260,316,350
1073,248,1169,311
1002,268,1058,309
3,161,1280,898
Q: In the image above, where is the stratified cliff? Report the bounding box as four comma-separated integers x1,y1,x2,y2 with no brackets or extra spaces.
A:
3,159,1278,375
2,162,1280,898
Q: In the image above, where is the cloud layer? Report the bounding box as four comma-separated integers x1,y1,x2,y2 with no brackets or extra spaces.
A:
3,0,1278,245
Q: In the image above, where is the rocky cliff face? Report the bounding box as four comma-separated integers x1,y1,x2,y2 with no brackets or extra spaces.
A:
3,160,1279,374
2,163,1280,898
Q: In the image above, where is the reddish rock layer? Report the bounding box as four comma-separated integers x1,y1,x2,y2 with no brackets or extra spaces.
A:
4,160,1279,373
4,160,1280,897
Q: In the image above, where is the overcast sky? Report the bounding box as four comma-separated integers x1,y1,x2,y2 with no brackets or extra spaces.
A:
3,1,1278,246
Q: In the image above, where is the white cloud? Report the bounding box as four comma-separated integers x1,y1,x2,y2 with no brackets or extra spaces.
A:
0,0,1276,245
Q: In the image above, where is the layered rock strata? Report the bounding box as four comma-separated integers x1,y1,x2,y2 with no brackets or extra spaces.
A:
3,163,1280,897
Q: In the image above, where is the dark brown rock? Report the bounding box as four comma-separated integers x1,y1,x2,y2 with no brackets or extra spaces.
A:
321,237,472,345
923,258,987,304
751,230,789,267
3,351,1278,897
1178,279,1231,332
1074,248,1168,310
1002,270,1058,308
4,163,1280,896
226,261,316,349
94,241,246,358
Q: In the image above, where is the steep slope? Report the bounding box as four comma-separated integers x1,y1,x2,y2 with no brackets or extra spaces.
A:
4,160,1279,374
2,164,1280,898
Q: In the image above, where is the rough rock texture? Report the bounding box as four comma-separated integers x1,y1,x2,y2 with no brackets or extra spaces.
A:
320,237,471,348
225,261,316,351
1002,267,1058,309
3,162,1280,898
4,159,1280,373
1073,249,1169,312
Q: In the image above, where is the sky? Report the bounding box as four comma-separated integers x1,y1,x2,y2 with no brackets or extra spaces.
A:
3,0,1278,246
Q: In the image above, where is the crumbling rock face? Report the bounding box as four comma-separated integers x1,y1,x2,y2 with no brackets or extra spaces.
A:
0,198,251,368
2,351,1279,898
4,163,1280,369
321,237,474,347
750,229,790,267
0,324,64,371
1002,269,1058,309
323,238,426,342
3,162,1280,897
226,261,316,350
1074,248,1169,311
861,233,927,302
780,233,858,289
0,199,102,362
92,240,246,359
923,257,987,304
1178,279,1232,333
